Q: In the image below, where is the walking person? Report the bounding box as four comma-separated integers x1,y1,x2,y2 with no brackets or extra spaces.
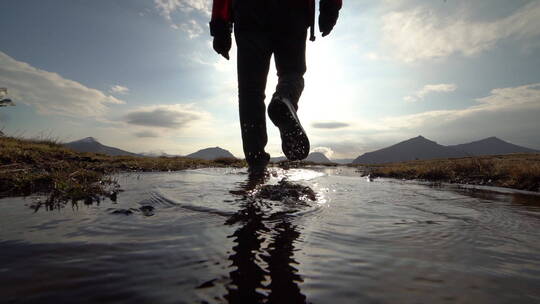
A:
210,0,342,173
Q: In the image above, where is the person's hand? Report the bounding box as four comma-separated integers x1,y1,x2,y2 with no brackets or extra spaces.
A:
213,34,231,60
319,0,340,37
210,20,232,60
319,13,338,37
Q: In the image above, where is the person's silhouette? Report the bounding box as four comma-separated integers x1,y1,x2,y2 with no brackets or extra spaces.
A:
210,0,342,173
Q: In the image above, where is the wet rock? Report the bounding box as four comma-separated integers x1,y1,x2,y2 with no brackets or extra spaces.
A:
257,179,316,202
139,205,155,216
109,206,155,216
111,209,133,215
109,191,118,202
110,208,139,215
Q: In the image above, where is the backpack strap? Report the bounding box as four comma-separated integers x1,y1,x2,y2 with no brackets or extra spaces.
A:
309,0,316,41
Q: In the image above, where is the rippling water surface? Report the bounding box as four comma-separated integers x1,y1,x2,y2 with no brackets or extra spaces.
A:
1,167,540,303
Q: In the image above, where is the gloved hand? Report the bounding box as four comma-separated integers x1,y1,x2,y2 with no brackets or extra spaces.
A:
209,20,232,60
213,34,231,60
319,0,340,37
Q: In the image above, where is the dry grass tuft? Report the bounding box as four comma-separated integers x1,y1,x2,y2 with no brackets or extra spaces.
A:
355,154,540,191
0,136,246,207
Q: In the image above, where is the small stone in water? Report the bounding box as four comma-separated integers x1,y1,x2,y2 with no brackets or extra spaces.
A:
140,205,155,216
111,209,134,215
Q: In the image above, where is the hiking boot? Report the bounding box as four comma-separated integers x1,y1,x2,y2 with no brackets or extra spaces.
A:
268,96,310,161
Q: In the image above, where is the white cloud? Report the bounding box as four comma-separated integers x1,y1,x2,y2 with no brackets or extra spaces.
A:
117,103,215,147
154,0,210,19
154,0,210,34
476,83,540,109
311,146,334,159
311,83,540,157
0,51,124,117
124,103,212,129
179,19,204,39
311,121,350,129
382,2,540,62
134,130,160,138
110,84,129,95
404,83,457,102
386,83,540,129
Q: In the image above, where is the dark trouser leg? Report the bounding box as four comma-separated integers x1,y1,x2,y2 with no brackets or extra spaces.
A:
273,25,308,110
235,30,272,166
267,25,310,161
273,74,305,111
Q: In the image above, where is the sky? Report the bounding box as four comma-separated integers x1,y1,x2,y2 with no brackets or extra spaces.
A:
1,0,539,159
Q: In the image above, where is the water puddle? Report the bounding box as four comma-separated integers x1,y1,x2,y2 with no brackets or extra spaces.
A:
1,167,539,303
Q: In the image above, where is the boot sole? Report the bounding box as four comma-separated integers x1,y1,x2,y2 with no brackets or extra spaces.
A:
268,98,310,161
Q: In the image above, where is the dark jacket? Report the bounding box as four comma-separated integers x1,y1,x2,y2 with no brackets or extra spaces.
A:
210,0,342,41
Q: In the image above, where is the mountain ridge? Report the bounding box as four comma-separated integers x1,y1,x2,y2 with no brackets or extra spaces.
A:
63,136,539,164
305,152,332,163
353,136,538,164
449,136,539,156
185,147,236,160
271,152,333,163
64,137,139,156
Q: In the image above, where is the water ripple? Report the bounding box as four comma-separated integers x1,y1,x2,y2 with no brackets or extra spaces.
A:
1,167,540,303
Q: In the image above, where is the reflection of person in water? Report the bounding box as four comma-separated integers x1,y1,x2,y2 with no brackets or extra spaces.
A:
224,174,309,303
210,0,342,173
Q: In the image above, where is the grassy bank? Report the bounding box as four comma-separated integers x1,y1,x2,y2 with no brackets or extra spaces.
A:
356,154,540,192
0,136,245,207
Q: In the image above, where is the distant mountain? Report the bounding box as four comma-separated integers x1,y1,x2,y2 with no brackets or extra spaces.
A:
271,152,332,164
449,137,539,155
353,136,467,164
139,151,176,157
306,152,332,163
64,137,139,156
186,147,235,160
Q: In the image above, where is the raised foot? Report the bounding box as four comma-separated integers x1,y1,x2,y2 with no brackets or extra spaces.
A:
268,97,310,161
